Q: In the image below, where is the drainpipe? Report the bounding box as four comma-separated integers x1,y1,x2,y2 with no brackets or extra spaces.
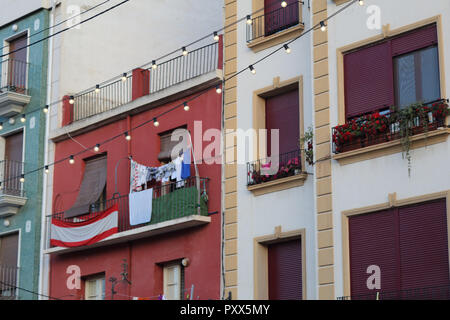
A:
38,0,56,300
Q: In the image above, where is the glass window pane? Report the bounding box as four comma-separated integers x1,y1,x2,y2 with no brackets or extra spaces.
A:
395,53,417,107
420,46,440,102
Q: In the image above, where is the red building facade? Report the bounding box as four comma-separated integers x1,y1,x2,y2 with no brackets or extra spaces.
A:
45,41,223,300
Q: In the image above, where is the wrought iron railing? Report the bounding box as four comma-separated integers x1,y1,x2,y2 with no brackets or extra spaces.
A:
0,265,19,300
246,1,302,42
332,99,449,154
68,41,219,123
0,160,25,197
337,284,450,300
0,59,30,95
72,75,132,122
47,177,209,248
247,149,302,186
148,42,219,94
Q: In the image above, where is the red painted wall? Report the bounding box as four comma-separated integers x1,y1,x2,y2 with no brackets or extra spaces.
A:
49,87,222,300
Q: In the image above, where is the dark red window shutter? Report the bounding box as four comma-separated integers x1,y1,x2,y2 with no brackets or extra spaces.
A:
265,88,299,156
344,41,395,119
391,24,438,57
349,209,399,297
268,239,302,300
0,232,19,267
264,0,299,36
398,199,449,294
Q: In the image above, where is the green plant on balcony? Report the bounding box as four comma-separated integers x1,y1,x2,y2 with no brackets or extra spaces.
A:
300,126,314,165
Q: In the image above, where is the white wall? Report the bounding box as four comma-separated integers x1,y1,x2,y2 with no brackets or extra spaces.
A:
326,0,450,298
236,1,317,299
0,0,50,27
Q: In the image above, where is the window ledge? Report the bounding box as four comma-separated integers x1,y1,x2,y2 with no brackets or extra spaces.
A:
247,23,305,53
333,127,450,165
247,173,308,196
0,194,27,218
333,0,352,5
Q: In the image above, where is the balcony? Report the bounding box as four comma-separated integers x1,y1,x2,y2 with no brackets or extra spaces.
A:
0,59,31,118
62,41,221,126
332,99,450,165
246,1,304,52
0,265,19,300
247,149,307,196
45,177,210,254
337,284,450,300
0,160,26,218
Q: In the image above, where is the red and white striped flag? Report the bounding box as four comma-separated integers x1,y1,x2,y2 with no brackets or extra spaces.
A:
50,204,118,248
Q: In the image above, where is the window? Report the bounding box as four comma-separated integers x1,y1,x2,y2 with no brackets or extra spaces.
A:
84,275,105,300
268,239,302,300
348,198,450,299
6,34,28,93
0,232,19,298
344,24,439,120
158,126,187,164
264,0,299,37
163,263,184,300
65,155,107,218
265,87,300,157
1,131,24,196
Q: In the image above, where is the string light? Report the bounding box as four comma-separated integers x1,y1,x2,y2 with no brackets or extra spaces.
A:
94,144,100,152
320,21,326,32
284,44,291,53
213,31,219,41
20,114,26,123
43,105,49,113
215,85,222,94
183,102,190,111
281,1,287,8
125,132,131,140
151,60,157,69
69,96,75,104
246,15,252,25
95,85,100,93
0,122,3,130
69,155,75,164
121,73,127,82
1,1,359,185
358,0,364,5
182,46,188,56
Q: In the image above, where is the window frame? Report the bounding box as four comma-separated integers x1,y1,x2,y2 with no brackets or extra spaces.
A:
163,262,184,300
84,274,105,300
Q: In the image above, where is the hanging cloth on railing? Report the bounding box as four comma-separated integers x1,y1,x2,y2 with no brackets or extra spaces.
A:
129,187,153,226
181,147,191,180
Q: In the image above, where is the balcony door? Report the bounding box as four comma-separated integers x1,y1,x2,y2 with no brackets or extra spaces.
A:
3,131,23,196
7,34,27,93
264,0,299,37
0,232,19,299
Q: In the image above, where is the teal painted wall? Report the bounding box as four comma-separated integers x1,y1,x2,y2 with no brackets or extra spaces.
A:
0,9,49,300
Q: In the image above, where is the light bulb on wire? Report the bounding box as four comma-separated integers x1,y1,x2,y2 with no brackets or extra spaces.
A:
182,47,188,56
43,105,49,113
121,73,127,82
215,85,222,94
246,15,252,25
213,31,219,41
125,132,131,141
183,102,190,111
152,60,157,69
95,85,100,93
69,155,75,164
281,1,287,8
94,144,100,152
249,65,256,74
284,44,291,54
320,21,326,32
44,165,49,174
20,174,25,183
153,118,159,127
358,0,364,5
20,114,26,123
69,96,75,104
0,122,3,130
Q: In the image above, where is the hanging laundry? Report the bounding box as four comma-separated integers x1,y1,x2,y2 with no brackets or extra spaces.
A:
172,156,185,187
130,160,149,192
129,188,153,226
181,147,191,180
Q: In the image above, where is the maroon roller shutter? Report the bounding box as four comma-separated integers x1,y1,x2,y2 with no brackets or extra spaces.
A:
0,233,19,267
264,0,298,36
268,239,302,300
344,41,395,119
391,24,438,57
398,199,449,293
265,88,299,156
349,209,399,297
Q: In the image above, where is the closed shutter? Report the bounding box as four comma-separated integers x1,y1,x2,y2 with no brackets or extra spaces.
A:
0,233,19,267
391,24,438,57
65,156,107,218
398,199,449,297
349,209,399,298
264,0,299,36
268,239,302,300
158,127,186,163
265,88,299,156
344,41,395,118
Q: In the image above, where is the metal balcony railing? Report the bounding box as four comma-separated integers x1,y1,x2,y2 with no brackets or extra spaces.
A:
148,42,219,94
69,41,220,123
337,284,450,300
247,149,302,186
0,160,25,197
0,265,19,300
332,99,449,154
0,59,30,95
246,1,302,42
47,177,209,248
